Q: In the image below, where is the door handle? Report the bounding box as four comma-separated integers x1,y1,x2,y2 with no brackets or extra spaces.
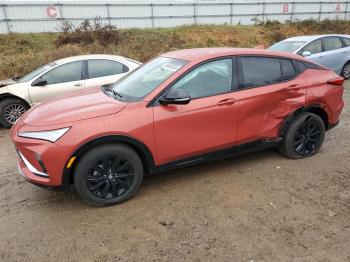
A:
217,98,236,106
74,83,82,87
286,84,302,91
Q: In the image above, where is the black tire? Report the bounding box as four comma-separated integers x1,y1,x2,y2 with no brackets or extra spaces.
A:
74,144,144,206
278,112,325,159
341,61,350,80
0,98,29,128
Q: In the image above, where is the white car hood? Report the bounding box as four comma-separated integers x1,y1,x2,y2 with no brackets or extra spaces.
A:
0,78,17,87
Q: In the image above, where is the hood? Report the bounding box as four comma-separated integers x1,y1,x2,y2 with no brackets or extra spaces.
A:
23,87,126,127
0,78,17,87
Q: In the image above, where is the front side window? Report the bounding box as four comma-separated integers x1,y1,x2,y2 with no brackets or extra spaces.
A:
18,63,56,83
88,59,127,79
241,57,281,88
39,61,82,85
302,39,322,55
170,58,233,99
111,57,187,102
323,37,343,52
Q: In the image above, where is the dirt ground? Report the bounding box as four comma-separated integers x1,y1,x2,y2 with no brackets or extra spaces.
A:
0,83,349,262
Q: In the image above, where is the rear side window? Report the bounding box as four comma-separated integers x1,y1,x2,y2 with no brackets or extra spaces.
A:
304,61,325,70
293,60,307,74
240,57,281,88
323,37,343,52
280,59,296,81
293,60,325,73
342,37,350,47
88,59,128,79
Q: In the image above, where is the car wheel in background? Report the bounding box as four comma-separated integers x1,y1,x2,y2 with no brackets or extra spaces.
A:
74,144,144,206
0,98,29,128
341,62,350,80
278,112,325,159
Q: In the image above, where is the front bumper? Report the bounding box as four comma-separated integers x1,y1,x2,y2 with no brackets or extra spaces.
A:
17,161,68,191
12,127,73,189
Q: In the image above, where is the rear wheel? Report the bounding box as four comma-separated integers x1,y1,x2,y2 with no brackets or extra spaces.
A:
74,144,144,206
0,98,29,128
341,61,350,80
278,112,325,159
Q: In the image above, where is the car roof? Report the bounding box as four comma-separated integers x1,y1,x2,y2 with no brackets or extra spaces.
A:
283,34,350,42
162,48,304,63
53,54,134,65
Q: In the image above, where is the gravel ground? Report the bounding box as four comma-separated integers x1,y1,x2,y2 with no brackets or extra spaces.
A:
0,82,349,262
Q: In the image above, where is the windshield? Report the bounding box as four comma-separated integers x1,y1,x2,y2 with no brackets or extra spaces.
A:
268,41,307,53
111,57,188,102
18,62,56,83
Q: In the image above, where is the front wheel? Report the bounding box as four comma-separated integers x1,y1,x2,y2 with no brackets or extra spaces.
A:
0,98,29,128
278,112,325,159
74,144,144,206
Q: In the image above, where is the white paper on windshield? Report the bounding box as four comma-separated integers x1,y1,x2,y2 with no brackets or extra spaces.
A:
161,63,181,72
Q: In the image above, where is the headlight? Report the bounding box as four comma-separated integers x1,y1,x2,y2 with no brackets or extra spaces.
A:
17,127,70,142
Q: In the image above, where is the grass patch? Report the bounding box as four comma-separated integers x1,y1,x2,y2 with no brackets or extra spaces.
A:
1,19,350,79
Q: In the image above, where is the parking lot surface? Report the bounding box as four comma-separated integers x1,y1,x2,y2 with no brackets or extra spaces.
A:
0,82,349,262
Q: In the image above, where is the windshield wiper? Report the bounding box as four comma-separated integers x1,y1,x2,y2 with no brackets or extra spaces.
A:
12,76,22,81
113,90,123,99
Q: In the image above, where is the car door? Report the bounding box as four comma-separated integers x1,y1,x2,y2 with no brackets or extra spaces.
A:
84,59,129,89
152,58,239,165
29,61,84,105
236,56,306,144
320,36,348,74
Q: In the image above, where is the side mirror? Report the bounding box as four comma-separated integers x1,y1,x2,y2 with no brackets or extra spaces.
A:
301,51,312,57
159,89,191,105
33,79,47,86
12,75,22,81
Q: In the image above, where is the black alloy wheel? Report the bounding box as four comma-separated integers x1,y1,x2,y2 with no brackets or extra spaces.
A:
293,117,322,156
74,144,144,206
87,156,134,199
278,112,325,159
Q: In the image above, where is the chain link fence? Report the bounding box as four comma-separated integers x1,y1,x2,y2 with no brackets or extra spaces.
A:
0,1,349,33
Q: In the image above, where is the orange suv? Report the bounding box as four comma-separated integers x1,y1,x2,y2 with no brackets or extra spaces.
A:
11,48,344,206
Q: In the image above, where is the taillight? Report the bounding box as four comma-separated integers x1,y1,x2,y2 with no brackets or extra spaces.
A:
327,77,344,86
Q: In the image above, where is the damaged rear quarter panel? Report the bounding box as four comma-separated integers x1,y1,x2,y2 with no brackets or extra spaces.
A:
236,75,306,144
302,69,344,124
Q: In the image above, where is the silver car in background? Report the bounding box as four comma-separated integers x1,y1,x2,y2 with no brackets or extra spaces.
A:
268,34,350,79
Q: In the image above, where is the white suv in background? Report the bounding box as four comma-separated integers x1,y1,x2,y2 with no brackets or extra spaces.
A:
0,54,141,127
